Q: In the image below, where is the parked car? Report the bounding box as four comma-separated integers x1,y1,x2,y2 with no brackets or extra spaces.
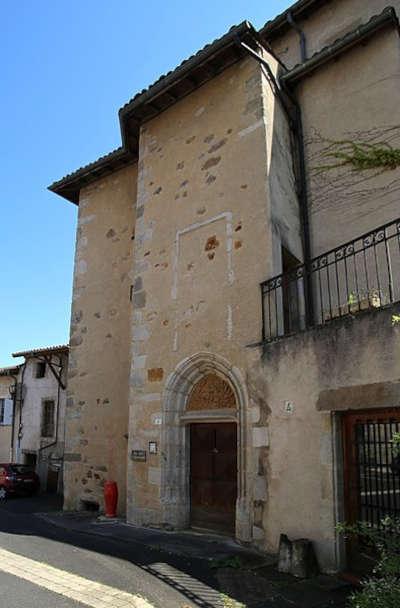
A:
0,463,40,499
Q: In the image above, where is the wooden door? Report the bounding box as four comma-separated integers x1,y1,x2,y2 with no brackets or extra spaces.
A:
190,422,237,533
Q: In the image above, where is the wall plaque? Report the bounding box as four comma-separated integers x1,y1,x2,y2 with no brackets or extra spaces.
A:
131,450,146,462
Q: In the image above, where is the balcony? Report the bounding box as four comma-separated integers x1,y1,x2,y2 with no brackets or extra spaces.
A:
260,218,400,343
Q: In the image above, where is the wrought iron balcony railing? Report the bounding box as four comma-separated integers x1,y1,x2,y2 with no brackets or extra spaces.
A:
260,217,400,343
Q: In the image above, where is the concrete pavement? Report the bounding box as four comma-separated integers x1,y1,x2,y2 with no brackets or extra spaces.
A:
0,494,352,607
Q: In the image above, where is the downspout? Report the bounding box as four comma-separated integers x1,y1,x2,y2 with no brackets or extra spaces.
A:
237,37,314,328
287,11,307,62
16,361,27,458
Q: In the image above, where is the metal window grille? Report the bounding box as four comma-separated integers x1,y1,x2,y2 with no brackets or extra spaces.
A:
260,218,400,342
0,399,4,425
355,418,400,527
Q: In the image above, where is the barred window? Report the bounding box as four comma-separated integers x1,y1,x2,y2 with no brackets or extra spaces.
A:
0,399,4,424
41,400,55,438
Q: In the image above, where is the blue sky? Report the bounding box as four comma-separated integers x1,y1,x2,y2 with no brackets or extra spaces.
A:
1,0,291,366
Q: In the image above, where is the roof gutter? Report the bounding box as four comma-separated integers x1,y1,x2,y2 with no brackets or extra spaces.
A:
119,21,255,114
118,21,257,149
260,0,328,41
48,148,135,205
49,21,257,204
282,7,399,86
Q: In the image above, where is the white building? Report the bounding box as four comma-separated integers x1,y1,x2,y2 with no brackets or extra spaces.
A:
0,366,20,462
11,345,69,493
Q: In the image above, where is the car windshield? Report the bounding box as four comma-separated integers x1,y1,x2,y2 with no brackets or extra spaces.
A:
9,465,34,474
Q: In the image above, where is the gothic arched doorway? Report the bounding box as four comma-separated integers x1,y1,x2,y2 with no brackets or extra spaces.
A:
188,374,237,533
160,352,253,541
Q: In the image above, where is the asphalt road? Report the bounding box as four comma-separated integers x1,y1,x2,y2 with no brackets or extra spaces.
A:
0,494,223,608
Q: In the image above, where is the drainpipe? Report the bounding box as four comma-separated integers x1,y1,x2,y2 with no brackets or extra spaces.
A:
16,361,27,460
237,36,314,327
287,11,307,62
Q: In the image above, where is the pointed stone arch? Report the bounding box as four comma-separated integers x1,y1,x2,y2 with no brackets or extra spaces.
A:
160,352,253,541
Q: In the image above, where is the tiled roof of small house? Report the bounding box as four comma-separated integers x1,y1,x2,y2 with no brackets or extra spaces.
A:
12,344,69,358
0,365,21,376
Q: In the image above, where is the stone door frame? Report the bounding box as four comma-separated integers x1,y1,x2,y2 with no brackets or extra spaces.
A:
160,351,253,542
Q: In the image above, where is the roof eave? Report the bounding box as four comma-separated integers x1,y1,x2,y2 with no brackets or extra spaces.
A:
48,148,136,204
0,365,21,376
281,7,399,87
118,21,256,135
12,345,69,359
49,21,258,205
259,0,328,41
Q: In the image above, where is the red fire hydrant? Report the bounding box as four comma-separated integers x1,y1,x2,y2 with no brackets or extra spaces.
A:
104,480,118,518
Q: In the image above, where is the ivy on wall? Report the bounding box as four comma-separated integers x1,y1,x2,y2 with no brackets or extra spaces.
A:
304,126,400,212
313,139,400,174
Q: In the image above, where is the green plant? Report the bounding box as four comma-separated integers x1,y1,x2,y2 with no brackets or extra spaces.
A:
337,518,400,607
220,593,245,608
313,140,400,175
348,292,358,307
210,555,243,570
390,432,400,457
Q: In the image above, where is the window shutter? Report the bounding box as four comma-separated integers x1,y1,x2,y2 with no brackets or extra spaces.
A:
3,399,13,425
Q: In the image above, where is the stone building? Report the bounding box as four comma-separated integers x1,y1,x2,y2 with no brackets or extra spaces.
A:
0,366,20,462
11,345,69,493
49,0,400,572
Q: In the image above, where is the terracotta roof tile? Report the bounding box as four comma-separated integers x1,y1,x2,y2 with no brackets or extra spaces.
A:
12,344,69,358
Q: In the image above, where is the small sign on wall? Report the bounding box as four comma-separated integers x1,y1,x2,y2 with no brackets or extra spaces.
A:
284,400,294,414
131,450,146,462
149,441,158,455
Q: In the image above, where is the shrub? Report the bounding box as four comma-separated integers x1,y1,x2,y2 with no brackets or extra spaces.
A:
337,518,400,608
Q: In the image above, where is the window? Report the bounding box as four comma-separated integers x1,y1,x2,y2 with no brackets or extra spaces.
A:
0,398,12,426
35,361,46,378
41,400,55,438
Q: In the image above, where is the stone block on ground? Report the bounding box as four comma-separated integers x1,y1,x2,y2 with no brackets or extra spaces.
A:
278,534,319,579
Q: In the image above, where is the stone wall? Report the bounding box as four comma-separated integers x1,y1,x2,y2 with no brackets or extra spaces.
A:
299,26,400,256
267,0,400,259
58,0,400,571
269,0,400,70
246,305,400,571
126,55,291,531
64,164,137,513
